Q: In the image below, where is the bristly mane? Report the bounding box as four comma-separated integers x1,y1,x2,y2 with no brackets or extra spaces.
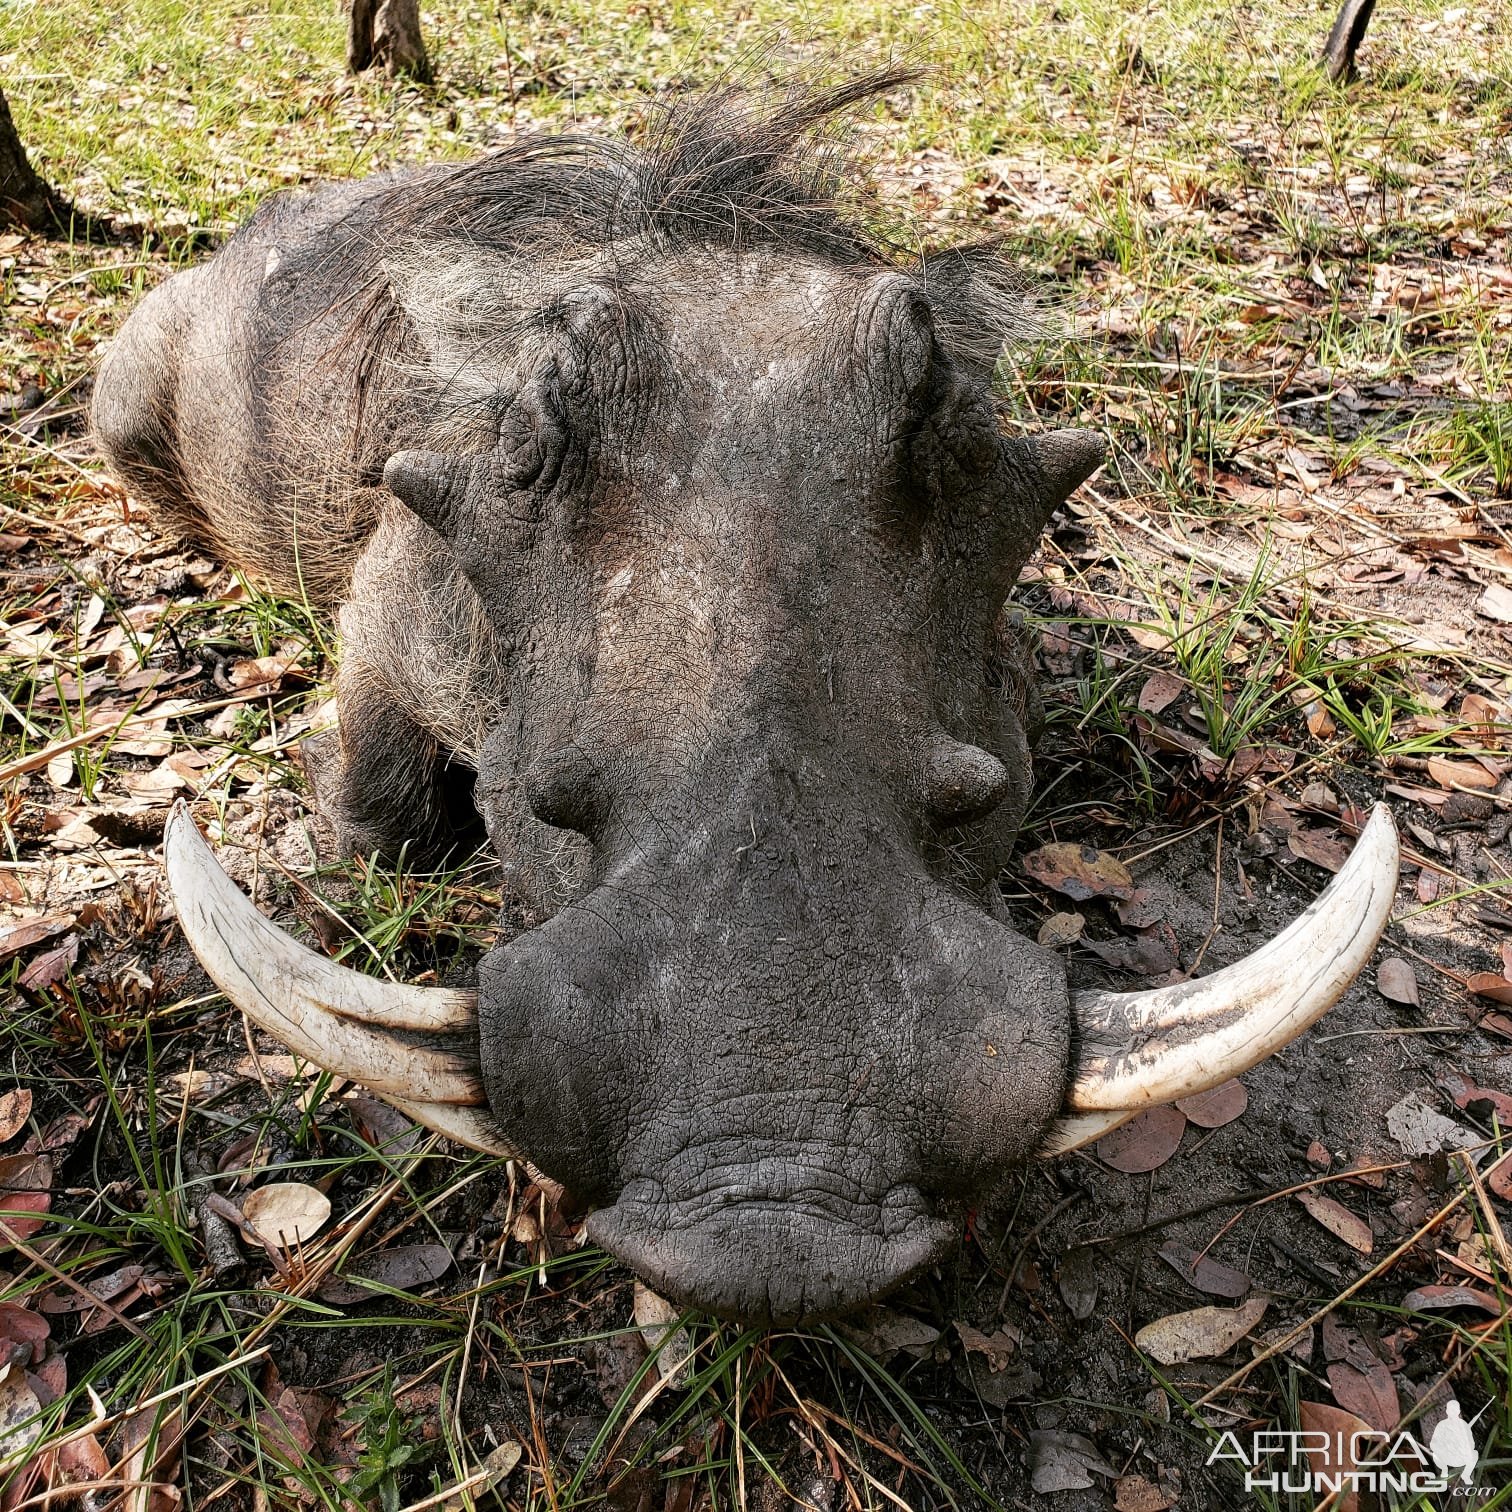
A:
390,68,921,263
322,69,1046,438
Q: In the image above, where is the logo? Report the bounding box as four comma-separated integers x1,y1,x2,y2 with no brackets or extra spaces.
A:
1207,1400,1493,1499
1430,1401,1482,1487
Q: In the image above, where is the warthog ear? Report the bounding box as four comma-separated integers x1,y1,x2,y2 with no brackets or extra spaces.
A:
384,449,464,537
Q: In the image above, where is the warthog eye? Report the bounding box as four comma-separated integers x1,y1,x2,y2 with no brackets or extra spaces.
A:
497,376,567,492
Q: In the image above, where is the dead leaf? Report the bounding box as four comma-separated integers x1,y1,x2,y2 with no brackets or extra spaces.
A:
1036,911,1085,947
0,1305,47,1364
1384,1093,1478,1156
1057,1247,1098,1321
1134,1297,1268,1365
116,1402,183,1512
1137,672,1183,714
1114,1472,1178,1512
1027,1429,1115,1494
1022,841,1136,902
1297,1402,1370,1512
1288,828,1350,873
1476,583,1512,623
1441,1070,1512,1125
835,1307,941,1361
0,915,74,962
634,1283,695,1386
0,1096,29,1146
1096,1107,1187,1173
956,1320,1020,1372
1427,756,1498,791
1376,957,1420,1007
1401,1283,1503,1315
0,1363,42,1471
227,651,302,692
1466,972,1512,1006
241,1183,330,1249
1156,1243,1251,1299
316,1243,454,1304
1328,1359,1399,1432
1296,1190,1374,1254
37,1263,144,1313
18,937,77,991
437,1441,523,1510
1174,1079,1247,1128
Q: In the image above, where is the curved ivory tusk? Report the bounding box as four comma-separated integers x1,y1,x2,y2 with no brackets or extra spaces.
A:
163,801,488,1111
388,1099,516,1157
1042,803,1398,1151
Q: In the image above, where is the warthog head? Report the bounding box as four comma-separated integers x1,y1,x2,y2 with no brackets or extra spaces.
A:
161,75,1399,1323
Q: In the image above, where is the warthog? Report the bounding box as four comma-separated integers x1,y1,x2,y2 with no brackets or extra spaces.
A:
94,73,1398,1324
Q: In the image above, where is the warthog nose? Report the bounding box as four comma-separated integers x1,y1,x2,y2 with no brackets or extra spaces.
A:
924,734,1011,822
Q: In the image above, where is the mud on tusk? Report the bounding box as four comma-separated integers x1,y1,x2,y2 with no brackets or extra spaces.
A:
1039,803,1399,1155
162,801,495,1124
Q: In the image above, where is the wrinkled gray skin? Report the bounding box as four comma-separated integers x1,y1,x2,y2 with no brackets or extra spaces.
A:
93,77,1102,1324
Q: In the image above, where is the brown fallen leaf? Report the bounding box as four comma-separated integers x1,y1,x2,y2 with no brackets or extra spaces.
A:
1137,672,1183,714
1113,1472,1178,1512
1427,756,1498,791
241,1183,330,1249
1057,1248,1098,1321
1096,1107,1187,1173
1022,841,1136,903
1297,1401,1369,1512
835,1307,941,1361
1440,1070,1512,1125
0,915,74,963
116,1402,183,1512
1036,911,1085,947
1401,1284,1503,1316
0,1191,50,1249
437,1441,524,1511
1156,1243,1251,1299
1327,1359,1399,1432
1376,957,1420,1008
0,1304,47,1365
316,1242,454,1304
227,651,303,692
1288,827,1350,873
1134,1297,1267,1365
18,937,78,991
956,1320,1020,1373
0,1095,29,1147
1027,1429,1116,1494
1296,1190,1374,1254
1466,972,1512,1006
1174,1079,1247,1128
634,1283,695,1386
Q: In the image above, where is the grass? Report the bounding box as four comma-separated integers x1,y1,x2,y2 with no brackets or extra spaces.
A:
1,0,1511,1504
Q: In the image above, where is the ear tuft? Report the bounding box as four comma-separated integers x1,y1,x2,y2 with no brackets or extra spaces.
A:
384,449,462,536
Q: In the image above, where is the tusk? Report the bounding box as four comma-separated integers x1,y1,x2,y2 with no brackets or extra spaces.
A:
388,1099,516,1157
163,800,487,1110
1039,803,1398,1155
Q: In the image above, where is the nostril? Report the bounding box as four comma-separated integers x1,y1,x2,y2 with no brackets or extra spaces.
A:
523,745,605,834
925,734,1010,823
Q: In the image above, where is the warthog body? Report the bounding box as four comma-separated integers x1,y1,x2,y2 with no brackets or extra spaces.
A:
97,75,1398,1323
